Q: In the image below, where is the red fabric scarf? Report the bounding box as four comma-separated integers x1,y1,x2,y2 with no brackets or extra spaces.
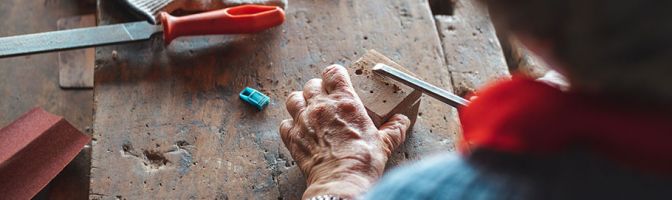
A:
458,77,672,173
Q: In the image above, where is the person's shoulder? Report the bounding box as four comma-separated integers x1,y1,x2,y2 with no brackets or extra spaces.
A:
363,153,520,200
364,150,672,200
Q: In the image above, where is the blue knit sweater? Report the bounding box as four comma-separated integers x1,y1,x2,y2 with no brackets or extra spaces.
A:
364,150,672,200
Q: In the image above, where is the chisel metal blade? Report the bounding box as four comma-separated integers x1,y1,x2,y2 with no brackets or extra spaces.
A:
0,21,162,58
373,63,470,108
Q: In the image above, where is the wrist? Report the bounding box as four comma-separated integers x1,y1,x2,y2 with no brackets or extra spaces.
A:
303,173,374,199
302,158,383,199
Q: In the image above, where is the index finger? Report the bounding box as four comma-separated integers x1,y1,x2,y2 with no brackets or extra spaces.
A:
321,64,356,95
285,91,306,119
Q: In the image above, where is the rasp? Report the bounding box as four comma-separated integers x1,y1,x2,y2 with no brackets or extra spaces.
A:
0,5,285,59
372,63,470,108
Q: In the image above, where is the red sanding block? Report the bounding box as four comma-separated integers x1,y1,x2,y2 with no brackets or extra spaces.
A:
0,108,90,199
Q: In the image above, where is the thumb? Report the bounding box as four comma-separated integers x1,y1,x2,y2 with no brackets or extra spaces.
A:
378,114,411,154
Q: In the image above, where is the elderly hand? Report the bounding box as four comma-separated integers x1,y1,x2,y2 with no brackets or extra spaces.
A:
279,65,411,199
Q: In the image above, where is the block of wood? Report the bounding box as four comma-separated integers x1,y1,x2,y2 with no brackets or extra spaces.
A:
0,108,90,200
348,50,422,128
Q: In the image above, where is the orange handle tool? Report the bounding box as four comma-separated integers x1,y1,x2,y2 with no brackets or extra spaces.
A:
159,5,286,44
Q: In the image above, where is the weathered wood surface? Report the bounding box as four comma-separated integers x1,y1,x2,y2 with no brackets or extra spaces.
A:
92,0,459,199
348,50,422,128
435,0,509,96
0,0,94,199
58,14,96,89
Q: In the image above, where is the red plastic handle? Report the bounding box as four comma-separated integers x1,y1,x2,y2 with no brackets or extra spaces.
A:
159,5,286,44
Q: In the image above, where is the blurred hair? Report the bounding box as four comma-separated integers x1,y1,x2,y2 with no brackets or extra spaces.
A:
485,0,672,104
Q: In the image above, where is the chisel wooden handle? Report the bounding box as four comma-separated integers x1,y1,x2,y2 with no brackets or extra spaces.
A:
159,5,286,44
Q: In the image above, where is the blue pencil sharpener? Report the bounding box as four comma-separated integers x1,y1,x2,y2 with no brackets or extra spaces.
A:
239,87,270,110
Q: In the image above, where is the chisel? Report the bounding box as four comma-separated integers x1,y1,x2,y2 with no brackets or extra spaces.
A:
372,63,470,108
0,5,285,59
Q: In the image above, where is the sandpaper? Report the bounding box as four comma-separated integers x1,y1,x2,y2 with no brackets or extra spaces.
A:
0,108,91,200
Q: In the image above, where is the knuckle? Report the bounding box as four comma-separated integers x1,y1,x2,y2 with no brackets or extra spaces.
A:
306,78,322,85
285,93,306,118
399,116,411,127
390,121,406,132
392,114,410,125
286,91,302,101
329,77,349,88
322,65,349,84
285,92,303,106
303,79,324,99
322,64,343,76
307,102,335,119
303,78,322,90
286,98,302,109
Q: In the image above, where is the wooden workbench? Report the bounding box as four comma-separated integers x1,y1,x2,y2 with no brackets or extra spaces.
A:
91,0,465,199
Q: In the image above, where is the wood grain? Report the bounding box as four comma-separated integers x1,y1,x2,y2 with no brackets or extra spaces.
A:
92,0,459,199
58,14,96,88
435,0,510,96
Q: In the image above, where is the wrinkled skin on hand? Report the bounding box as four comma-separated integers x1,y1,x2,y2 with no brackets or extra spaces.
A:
280,65,411,199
